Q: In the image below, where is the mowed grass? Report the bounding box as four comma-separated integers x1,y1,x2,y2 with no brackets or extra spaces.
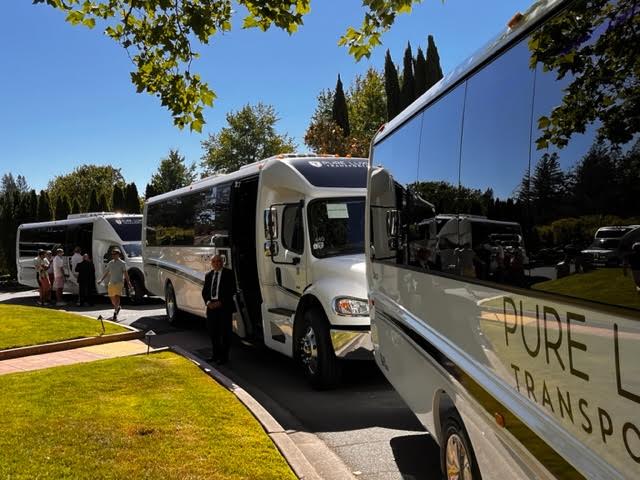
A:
0,304,128,350
0,352,296,480
532,267,640,310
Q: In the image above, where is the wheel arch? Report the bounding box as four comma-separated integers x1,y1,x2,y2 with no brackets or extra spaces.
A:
293,294,328,345
434,389,456,445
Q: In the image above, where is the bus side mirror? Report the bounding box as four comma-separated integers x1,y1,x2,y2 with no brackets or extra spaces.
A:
264,207,278,240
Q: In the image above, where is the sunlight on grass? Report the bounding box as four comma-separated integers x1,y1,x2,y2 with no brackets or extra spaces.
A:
0,304,128,350
0,352,296,479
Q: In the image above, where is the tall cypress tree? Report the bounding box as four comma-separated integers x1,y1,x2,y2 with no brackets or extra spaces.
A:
400,42,415,110
414,47,428,97
27,190,38,223
425,35,444,92
98,193,110,212
37,190,52,221
332,74,350,137
71,197,82,214
88,190,100,212
125,183,141,213
112,184,126,212
55,196,70,220
384,49,401,121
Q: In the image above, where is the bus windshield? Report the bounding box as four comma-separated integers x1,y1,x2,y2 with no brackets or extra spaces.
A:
307,197,365,258
107,217,142,242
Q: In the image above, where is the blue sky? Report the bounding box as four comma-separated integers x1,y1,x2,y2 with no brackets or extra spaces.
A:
0,0,531,192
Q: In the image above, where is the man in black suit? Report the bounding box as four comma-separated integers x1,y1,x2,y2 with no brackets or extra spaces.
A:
201,255,236,364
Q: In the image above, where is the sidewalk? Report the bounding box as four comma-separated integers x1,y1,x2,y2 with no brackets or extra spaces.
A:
0,339,150,375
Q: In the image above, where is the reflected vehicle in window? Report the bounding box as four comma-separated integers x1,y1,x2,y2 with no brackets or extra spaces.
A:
581,225,640,267
367,0,640,479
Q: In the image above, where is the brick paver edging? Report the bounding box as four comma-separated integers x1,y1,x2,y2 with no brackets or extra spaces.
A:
0,323,145,361
170,345,329,480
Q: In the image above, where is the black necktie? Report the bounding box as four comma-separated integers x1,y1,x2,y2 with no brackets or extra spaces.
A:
211,271,219,300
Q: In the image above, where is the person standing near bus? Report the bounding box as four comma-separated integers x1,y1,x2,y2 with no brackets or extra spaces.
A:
45,250,55,303
98,248,131,320
70,246,83,305
34,249,50,305
52,248,67,306
201,255,235,364
75,253,95,306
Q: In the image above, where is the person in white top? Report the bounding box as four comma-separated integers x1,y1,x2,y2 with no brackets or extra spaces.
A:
34,249,50,305
52,248,67,306
70,246,83,305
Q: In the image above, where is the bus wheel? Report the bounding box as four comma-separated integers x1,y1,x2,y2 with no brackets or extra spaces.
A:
165,282,182,326
127,276,145,304
441,411,481,480
296,309,340,390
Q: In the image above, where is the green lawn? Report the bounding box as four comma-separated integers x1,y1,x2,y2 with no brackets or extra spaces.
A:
532,267,640,310
0,304,128,350
0,352,296,480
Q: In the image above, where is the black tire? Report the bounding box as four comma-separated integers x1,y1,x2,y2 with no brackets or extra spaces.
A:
440,410,482,480
165,282,182,326
127,275,146,304
295,308,341,390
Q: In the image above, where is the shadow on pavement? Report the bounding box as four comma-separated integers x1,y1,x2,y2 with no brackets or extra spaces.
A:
390,433,442,480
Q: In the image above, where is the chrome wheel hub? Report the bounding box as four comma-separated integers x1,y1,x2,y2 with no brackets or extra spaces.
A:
300,326,318,374
446,433,472,480
166,292,176,319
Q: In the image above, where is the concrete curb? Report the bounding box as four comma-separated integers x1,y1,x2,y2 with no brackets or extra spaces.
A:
0,322,144,361
171,345,323,480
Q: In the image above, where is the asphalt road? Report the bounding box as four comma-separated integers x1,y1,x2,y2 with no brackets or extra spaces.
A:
1,289,441,480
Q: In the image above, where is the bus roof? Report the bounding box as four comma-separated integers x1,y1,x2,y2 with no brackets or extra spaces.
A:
373,0,565,145
18,213,142,230
146,154,368,205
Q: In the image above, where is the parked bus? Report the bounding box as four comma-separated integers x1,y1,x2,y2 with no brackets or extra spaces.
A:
367,0,640,478
143,154,371,388
17,213,146,301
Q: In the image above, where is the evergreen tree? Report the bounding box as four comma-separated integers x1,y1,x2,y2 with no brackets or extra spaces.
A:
384,49,401,121
37,190,52,221
425,35,444,92
400,43,415,110
112,184,126,212
332,74,350,137
145,183,158,200
88,190,100,212
55,196,71,220
414,47,428,97
125,183,141,213
98,193,110,212
71,197,82,214
27,190,38,223
148,149,197,195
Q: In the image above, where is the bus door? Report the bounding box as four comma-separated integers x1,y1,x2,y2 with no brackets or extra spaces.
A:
267,201,307,305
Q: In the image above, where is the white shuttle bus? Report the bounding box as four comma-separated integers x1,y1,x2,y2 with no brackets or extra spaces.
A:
367,0,639,478
17,213,146,301
143,154,372,388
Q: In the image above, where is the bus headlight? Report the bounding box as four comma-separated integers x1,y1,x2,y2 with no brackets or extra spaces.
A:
333,297,369,316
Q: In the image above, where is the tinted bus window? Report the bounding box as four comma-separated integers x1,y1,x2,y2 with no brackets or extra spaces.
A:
107,218,141,242
524,0,640,310
410,83,465,271
370,113,423,265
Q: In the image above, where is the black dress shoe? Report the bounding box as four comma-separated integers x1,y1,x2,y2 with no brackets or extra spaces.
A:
205,357,216,363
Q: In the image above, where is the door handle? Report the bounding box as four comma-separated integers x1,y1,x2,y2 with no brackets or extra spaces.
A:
292,257,300,265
